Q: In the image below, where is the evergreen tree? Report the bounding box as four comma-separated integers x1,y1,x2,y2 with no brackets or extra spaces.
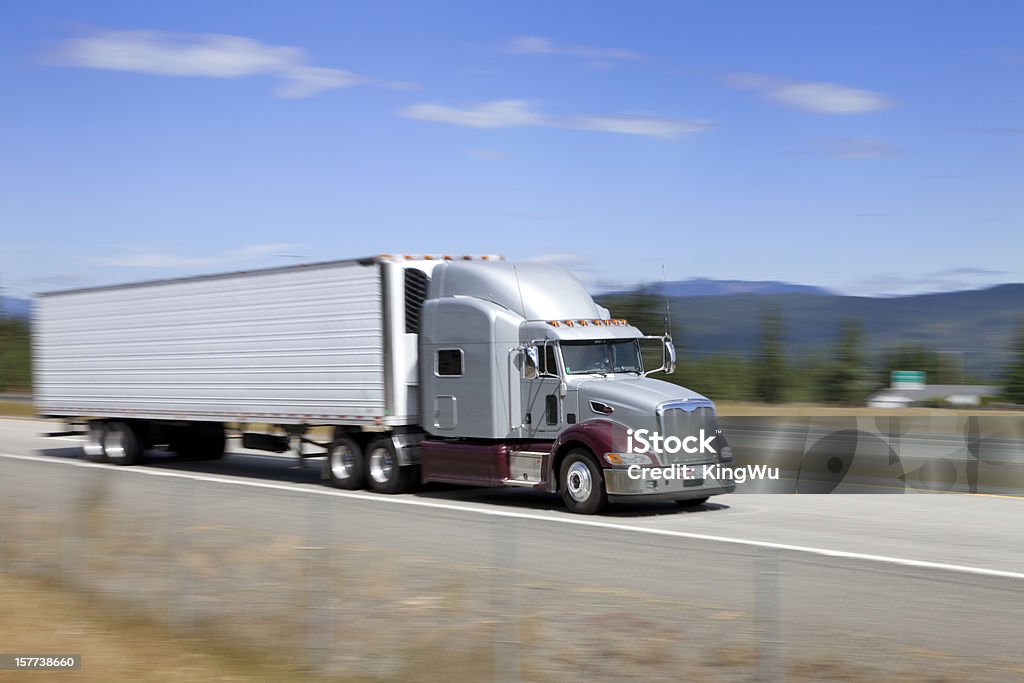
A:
0,317,32,392
818,318,865,404
753,306,787,403
1004,321,1024,405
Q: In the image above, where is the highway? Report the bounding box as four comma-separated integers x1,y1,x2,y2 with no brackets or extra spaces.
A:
2,416,1023,680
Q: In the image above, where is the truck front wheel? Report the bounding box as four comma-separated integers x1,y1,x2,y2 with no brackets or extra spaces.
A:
326,436,364,490
559,449,607,515
103,422,143,466
365,437,414,494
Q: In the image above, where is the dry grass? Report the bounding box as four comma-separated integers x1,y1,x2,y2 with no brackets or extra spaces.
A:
0,573,335,683
0,400,35,417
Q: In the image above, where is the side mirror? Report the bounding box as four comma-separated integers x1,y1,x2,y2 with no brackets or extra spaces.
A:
642,335,676,376
523,345,540,379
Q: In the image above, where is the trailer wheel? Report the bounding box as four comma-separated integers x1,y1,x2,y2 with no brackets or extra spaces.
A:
166,427,187,457
326,436,365,490
103,422,143,466
365,437,413,494
559,449,607,515
83,422,108,463
190,423,226,460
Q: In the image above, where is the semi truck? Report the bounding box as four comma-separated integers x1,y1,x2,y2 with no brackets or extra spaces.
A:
33,254,735,514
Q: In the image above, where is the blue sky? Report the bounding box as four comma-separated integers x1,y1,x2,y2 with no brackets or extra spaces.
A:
2,1,1022,298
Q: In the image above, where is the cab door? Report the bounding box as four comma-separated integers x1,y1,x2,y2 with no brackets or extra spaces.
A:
521,341,563,438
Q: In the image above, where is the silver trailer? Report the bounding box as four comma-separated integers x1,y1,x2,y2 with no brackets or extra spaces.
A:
35,256,424,427
35,254,735,513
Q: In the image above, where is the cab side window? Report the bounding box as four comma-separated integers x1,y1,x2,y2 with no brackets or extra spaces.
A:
540,344,558,377
436,349,463,376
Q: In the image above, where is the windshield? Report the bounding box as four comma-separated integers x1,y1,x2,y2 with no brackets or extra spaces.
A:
560,340,644,375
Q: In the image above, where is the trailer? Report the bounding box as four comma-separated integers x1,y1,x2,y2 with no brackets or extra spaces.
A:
34,254,735,513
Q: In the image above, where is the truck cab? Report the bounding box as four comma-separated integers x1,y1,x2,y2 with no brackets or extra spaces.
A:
416,260,735,513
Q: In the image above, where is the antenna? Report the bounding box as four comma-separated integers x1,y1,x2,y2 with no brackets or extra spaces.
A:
512,264,528,320
661,265,671,336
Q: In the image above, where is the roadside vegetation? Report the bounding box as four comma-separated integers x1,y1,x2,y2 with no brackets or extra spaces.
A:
601,292,1024,407
0,316,31,392
0,401,34,417
0,573,342,683
1004,322,1024,405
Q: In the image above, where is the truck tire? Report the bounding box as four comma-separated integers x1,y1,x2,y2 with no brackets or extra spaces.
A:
166,427,187,457
559,449,607,515
190,423,226,460
326,436,365,490
365,437,413,494
83,422,108,463
103,422,143,466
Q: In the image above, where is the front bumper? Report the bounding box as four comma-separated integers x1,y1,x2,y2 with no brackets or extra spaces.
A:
604,459,737,502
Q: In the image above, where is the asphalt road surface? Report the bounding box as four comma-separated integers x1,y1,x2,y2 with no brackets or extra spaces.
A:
2,417,1023,680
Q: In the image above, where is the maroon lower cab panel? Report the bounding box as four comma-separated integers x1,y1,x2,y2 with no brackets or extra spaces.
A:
420,441,511,486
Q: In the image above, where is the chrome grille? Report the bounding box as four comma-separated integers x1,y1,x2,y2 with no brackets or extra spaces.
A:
657,401,718,464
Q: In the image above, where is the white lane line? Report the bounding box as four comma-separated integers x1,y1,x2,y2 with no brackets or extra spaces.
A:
3,450,1023,582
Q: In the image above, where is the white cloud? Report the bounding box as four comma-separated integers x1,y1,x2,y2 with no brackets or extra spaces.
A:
94,243,298,268
726,72,894,115
936,267,1009,277
275,64,361,99
401,100,542,128
48,29,374,98
842,267,1012,297
562,114,711,139
401,99,711,140
504,36,644,63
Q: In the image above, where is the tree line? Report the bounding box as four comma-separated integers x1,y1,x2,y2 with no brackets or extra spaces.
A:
0,317,31,392
603,293,1024,406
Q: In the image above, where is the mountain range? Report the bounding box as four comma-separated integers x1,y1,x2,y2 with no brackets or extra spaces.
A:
599,283,1024,379
621,278,833,298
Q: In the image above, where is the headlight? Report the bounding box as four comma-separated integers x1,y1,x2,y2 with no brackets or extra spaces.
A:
603,452,654,466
